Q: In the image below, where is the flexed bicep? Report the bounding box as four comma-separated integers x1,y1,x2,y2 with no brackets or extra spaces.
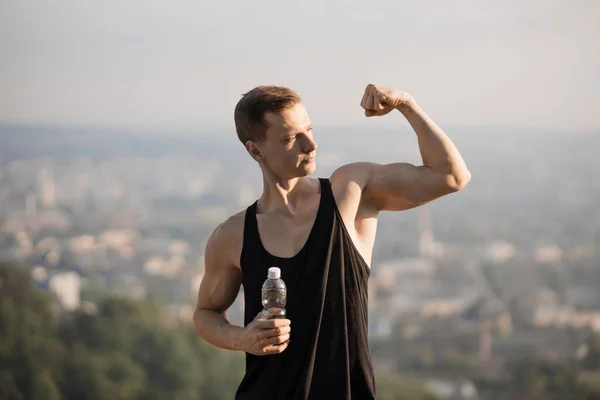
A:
331,161,459,213
364,162,458,211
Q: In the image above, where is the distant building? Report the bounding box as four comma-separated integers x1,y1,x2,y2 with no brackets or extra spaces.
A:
144,254,184,277
48,271,81,311
31,265,48,282
368,315,393,339
417,205,446,258
36,209,72,232
25,192,37,223
69,235,97,254
377,257,436,284
533,241,563,263
37,167,56,207
44,249,62,267
36,236,62,253
533,305,600,332
169,239,190,255
421,298,472,320
1,217,27,235
15,231,34,261
462,296,514,362
427,379,479,400
144,255,167,276
480,240,516,264
99,229,138,251
111,273,146,300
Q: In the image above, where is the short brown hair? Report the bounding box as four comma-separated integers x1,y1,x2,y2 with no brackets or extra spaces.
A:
234,85,301,145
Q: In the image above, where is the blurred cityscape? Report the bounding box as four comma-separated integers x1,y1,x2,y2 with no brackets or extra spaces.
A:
1,122,600,399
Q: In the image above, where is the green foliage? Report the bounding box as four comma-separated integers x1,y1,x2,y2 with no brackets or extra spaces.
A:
0,263,65,400
375,374,440,400
509,357,588,399
584,333,600,370
0,262,244,400
59,346,146,400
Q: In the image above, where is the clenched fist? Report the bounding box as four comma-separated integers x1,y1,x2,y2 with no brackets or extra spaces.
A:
360,84,414,117
236,310,291,356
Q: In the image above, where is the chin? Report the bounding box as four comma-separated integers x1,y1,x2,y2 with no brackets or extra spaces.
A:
301,161,317,176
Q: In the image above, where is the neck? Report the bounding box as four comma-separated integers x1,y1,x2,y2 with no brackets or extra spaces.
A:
258,168,314,215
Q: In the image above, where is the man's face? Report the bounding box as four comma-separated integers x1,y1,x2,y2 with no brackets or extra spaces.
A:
256,102,318,179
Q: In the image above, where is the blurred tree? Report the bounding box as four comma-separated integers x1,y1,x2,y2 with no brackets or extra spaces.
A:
183,326,245,400
0,262,64,399
584,333,600,370
511,357,580,398
60,345,145,400
375,374,440,400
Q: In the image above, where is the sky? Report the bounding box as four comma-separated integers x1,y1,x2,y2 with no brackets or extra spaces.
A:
1,0,599,131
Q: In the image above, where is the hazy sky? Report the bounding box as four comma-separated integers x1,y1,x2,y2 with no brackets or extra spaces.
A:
1,0,599,130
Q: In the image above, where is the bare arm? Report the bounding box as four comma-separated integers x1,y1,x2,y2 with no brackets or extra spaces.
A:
193,223,244,351
349,84,471,211
193,218,291,355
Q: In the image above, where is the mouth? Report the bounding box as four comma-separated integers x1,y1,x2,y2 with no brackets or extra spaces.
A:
301,157,315,163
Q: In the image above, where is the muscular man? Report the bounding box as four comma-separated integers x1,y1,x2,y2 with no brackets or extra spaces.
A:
193,84,471,399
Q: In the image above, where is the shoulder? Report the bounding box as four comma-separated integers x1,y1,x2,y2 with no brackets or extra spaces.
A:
330,162,376,186
329,162,380,206
328,162,382,222
205,209,247,270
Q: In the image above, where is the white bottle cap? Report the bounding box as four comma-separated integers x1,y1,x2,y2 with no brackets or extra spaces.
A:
268,267,281,279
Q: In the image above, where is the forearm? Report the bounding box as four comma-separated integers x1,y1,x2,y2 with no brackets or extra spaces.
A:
398,102,471,186
193,308,244,351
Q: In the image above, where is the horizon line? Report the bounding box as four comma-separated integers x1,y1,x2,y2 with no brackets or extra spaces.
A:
1,119,598,136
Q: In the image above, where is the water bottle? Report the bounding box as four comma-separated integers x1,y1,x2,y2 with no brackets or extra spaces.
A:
261,267,287,319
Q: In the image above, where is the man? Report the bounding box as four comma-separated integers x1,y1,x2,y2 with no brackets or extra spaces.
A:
193,84,471,399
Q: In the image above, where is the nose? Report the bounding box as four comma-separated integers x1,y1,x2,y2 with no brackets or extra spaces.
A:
304,135,318,153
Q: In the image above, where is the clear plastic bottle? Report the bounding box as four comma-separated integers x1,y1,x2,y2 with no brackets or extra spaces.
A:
261,267,287,319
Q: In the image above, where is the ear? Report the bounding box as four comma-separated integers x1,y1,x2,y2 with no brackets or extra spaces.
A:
245,141,263,162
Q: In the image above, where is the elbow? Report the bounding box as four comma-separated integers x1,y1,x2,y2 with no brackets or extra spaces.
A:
447,169,471,192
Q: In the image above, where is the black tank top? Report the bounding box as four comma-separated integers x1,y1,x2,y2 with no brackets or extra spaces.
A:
236,178,376,400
